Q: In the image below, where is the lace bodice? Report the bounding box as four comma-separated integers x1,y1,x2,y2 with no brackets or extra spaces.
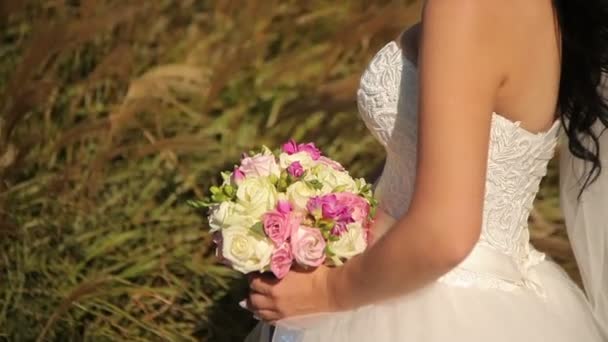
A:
357,41,561,295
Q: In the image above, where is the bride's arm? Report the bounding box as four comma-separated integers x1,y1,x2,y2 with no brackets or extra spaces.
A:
330,0,507,310
247,0,509,321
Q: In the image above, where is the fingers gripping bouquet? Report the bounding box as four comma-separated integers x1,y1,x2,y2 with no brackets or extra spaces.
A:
190,140,377,279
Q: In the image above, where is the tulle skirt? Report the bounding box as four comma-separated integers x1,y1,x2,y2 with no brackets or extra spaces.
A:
244,258,605,342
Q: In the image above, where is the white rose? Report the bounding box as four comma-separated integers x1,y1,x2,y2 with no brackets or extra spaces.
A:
208,201,257,233
286,181,319,211
221,226,273,273
329,222,367,260
306,164,356,194
236,177,278,218
279,151,315,169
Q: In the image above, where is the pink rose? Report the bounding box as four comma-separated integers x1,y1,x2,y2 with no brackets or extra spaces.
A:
270,244,293,279
239,155,280,178
317,156,345,171
291,226,326,267
281,139,323,160
287,161,304,178
282,139,299,155
262,211,292,246
263,204,301,246
335,192,370,222
297,142,321,160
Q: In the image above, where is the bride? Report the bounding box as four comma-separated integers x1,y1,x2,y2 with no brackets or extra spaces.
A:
244,1,608,341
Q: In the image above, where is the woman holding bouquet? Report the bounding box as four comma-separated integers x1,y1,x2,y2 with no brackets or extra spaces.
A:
245,0,608,341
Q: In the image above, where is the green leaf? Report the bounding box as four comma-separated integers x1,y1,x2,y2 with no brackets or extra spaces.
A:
187,199,213,208
355,178,362,190
328,234,340,242
332,184,347,193
318,218,335,230
269,174,279,185
261,145,272,155
250,222,266,238
330,256,344,267
277,179,289,192
280,171,289,181
321,229,330,240
211,193,228,203
221,171,232,183
369,206,377,219
305,179,323,190
223,185,235,198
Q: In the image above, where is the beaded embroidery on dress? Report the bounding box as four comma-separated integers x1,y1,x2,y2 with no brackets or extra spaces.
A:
358,41,561,295
246,41,605,342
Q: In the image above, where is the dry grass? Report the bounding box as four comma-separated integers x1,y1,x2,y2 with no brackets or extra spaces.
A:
0,1,577,341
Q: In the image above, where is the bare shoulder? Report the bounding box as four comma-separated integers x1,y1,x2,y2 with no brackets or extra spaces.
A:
423,0,510,17
421,0,540,37
418,0,560,126
397,0,521,65
422,0,511,34
420,0,525,68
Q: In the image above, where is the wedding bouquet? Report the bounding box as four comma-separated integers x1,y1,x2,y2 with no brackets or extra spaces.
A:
190,140,377,279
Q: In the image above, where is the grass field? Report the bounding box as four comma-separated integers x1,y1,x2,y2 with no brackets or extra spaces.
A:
0,1,578,341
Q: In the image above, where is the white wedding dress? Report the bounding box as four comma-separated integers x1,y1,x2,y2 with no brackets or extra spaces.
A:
246,41,608,342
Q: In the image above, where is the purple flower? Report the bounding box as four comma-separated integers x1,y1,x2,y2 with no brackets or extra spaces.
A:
335,192,370,222
281,139,323,160
306,194,356,237
306,196,325,219
307,194,353,222
331,221,349,237
282,139,299,155
319,195,353,221
297,142,321,160
287,161,304,178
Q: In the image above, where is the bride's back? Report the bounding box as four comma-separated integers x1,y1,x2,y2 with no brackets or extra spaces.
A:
491,0,561,132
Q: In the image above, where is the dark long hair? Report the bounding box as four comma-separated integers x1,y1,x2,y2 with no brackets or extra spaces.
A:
553,0,608,196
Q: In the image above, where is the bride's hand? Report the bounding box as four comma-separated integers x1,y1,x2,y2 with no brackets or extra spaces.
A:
245,265,341,323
